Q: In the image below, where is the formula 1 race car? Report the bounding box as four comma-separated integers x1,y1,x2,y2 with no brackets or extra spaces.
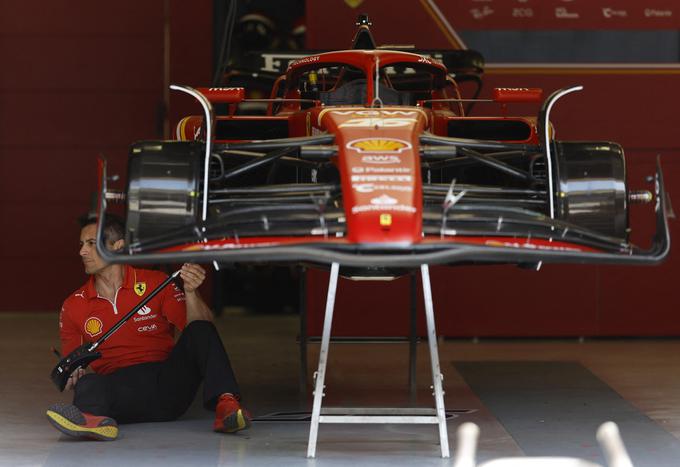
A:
96,17,670,271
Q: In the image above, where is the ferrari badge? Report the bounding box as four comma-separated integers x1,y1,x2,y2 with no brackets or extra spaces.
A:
134,282,147,296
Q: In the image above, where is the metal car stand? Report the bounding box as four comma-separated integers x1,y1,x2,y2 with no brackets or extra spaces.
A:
298,268,420,401
307,262,449,458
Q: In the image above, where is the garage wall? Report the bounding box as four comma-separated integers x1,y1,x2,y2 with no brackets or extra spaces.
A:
0,1,212,311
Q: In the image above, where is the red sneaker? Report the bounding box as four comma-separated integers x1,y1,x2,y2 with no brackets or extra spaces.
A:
46,403,118,441
213,393,251,433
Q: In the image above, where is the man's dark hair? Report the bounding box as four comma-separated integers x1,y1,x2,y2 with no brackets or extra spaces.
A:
78,213,125,244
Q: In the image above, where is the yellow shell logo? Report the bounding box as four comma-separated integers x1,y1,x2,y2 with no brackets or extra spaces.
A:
84,317,103,337
134,282,147,296
347,138,412,153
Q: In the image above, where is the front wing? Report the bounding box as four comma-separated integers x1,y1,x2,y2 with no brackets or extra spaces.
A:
96,159,670,269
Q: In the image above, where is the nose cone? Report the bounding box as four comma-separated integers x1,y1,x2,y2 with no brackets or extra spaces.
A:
320,108,426,244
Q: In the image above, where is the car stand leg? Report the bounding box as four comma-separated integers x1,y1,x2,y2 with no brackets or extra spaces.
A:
421,264,450,458
307,262,340,458
306,263,450,459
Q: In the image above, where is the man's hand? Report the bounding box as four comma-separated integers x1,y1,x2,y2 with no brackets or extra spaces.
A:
65,367,85,391
180,263,206,294
179,263,214,323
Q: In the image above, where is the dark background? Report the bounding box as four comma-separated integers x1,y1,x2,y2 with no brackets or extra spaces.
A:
2,0,679,336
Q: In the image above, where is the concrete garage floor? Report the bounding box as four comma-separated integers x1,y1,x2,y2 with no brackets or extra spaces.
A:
2,312,680,466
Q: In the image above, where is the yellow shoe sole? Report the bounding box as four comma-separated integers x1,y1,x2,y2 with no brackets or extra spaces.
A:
215,409,251,433
46,410,118,441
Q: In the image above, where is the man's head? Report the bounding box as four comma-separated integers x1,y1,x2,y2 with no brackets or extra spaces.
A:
78,214,125,275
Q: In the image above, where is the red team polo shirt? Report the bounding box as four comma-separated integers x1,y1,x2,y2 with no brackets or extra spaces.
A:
59,265,187,375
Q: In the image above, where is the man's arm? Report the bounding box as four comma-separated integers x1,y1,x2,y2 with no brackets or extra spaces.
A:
59,303,86,390
180,264,214,324
59,304,82,358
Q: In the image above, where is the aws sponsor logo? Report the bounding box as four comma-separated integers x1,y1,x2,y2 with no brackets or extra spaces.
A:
84,317,103,337
361,155,401,164
347,138,412,154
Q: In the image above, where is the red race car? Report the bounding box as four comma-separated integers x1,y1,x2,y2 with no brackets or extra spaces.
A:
96,17,670,271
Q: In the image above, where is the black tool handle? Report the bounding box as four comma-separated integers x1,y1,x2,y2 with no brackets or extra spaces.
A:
89,269,181,351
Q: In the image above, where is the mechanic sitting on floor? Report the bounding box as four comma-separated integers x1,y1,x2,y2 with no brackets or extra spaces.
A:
46,214,250,441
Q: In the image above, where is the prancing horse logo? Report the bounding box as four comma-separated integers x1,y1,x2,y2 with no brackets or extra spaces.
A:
134,282,147,296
